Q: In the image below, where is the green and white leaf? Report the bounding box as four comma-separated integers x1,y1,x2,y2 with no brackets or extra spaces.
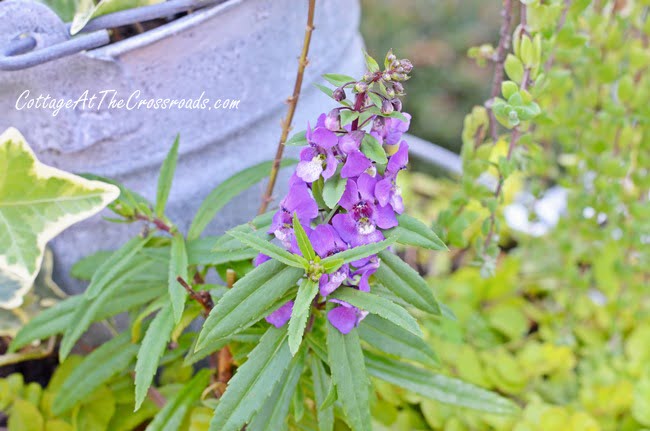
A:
0,128,119,309
70,0,162,35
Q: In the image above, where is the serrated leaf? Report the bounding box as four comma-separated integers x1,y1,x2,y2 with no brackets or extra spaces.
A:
248,347,307,431
364,350,519,414
285,130,308,147
70,250,113,281
0,128,119,308
155,135,180,218
322,258,344,274
226,230,306,268
288,279,318,355
53,332,138,414
145,369,211,431
135,304,175,411
292,213,316,262
360,133,388,164
321,236,396,269
196,260,303,350
85,236,150,299
327,321,371,431
322,74,356,87
385,214,448,251
188,159,296,240
363,50,380,73
359,314,438,368
375,250,440,315
169,234,189,323
322,175,347,209
331,288,422,337
209,327,293,431
309,357,334,431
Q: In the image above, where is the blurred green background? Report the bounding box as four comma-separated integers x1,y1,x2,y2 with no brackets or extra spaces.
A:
360,0,500,153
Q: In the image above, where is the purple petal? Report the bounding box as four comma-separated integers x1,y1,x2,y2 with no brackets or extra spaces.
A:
357,173,378,201
322,152,338,180
296,159,323,183
254,253,271,266
387,140,409,173
319,270,347,297
284,183,319,223
332,213,359,244
300,146,318,161
375,178,392,207
341,151,372,179
315,113,327,129
390,193,404,214
339,130,365,154
338,179,359,210
357,267,376,292
328,306,358,334
266,301,294,327
312,127,338,149
375,204,398,229
310,224,337,257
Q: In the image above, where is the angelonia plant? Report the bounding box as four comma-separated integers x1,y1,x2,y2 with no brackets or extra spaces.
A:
6,50,517,431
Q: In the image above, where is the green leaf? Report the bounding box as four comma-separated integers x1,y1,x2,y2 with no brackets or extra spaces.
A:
363,50,380,73
146,369,211,431
169,234,189,323
309,357,334,431
292,213,316,262
188,159,296,240
385,214,448,251
155,135,180,218
248,347,307,431
322,74,356,87
8,399,44,431
135,304,175,411
327,322,371,431
364,351,519,414
331,288,422,337
70,250,113,281
288,279,318,355
367,92,384,109
359,315,439,368
322,258,344,274
322,175,347,209
340,110,359,127
196,260,303,350
386,110,408,122
321,236,396,270
53,332,138,414
226,230,306,269
375,250,441,315
209,327,293,431
0,128,119,308
360,133,387,164
85,236,150,299
285,130,307,147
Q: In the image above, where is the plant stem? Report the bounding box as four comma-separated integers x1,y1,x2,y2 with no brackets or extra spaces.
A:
258,0,317,214
488,0,514,142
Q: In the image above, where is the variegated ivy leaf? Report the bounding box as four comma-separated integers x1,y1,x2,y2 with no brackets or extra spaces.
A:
70,0,163,35
0,128,119,309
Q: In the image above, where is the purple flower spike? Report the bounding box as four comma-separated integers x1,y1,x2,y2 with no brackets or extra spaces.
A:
375,141,409,213
266,301,294,327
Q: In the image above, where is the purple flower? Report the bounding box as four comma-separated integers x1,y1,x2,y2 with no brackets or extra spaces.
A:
310,225,349,296
254,253,271,266
328,299,369,334
332,174,397,246
375,140,409,213
266,301,293,327
337,130,372,178
372,113,411,146
296,114,339,182
270,176,318,249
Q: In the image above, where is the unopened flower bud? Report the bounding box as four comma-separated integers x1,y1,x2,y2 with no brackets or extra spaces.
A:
381,99,394,115
391,98,402,112
362,73,374,82
372,115,385,132
333,87,346,101
396,66,404,73
392,72,406,81
386,87,395,99
382,72,392,81
325,109,341,131
386,51,397,63
400,59,413,73
391,59,401,69
354,81,368,93
392,82,404,94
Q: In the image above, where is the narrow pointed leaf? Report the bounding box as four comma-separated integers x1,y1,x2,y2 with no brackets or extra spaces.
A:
327,321,371,431
188,159,296,240
375,250,440,315
209,327,293,431
359,315,439,368
169,234,189,323
322,73,356,87
385,214,448,251
285,130,307,147
321,236,396,268
135,304,175,411
310,357,334,431
196,260,303,350
323,258,344,274
288,279,318,355
331,288,422,337
155,135,179,218
226,230,306,268
292,213,316,262
248,347,307,431
145,369,211,431
364,351,519,414
53,332,138,414
85,236,149,299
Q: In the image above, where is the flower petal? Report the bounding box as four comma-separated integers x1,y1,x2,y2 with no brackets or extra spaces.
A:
341,151,372,178
327,305,358,334
265,301,294,327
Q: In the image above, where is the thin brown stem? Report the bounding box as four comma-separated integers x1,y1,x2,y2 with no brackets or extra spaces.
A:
215,270,237,393
176,276,213,314
488,0,514,142
258,0,317,214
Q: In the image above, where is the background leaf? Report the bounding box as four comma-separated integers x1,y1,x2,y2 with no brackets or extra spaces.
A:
155,135,180,218
169,234,189,324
